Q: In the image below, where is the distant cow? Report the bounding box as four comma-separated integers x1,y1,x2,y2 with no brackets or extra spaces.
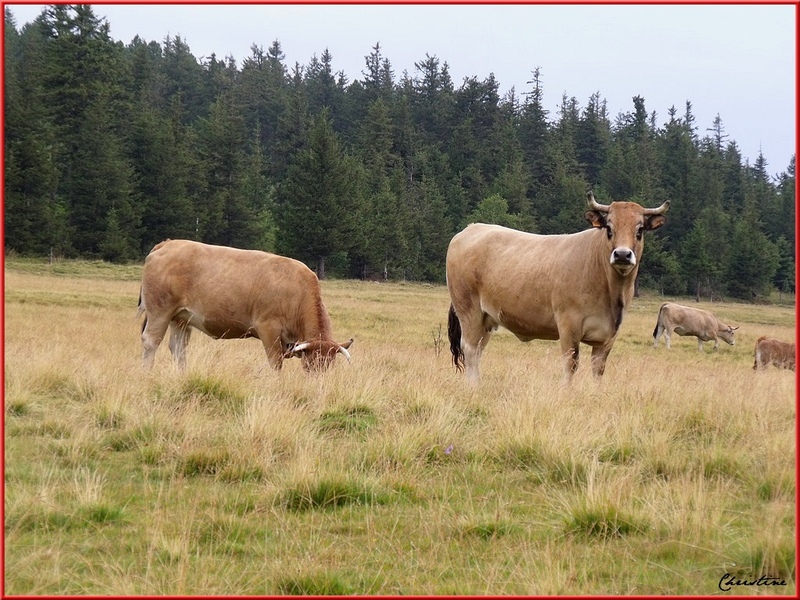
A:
652,303,738,351
753,336,795,371
446,191,669,383
138,240,352,371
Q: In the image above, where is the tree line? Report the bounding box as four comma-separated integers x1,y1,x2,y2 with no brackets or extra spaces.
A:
4,5,795,299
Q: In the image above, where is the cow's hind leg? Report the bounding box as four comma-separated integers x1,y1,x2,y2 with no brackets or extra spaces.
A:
168,321,192,370
653,322,664,347
141,313,171,369
459,312,493,385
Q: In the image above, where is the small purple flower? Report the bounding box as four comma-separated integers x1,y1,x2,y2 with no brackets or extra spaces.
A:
444,444,454,455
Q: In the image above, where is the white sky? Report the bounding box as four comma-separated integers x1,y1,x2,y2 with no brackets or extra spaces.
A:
6,3,797,174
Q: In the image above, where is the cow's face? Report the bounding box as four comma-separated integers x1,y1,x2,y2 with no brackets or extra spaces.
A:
719,326,738,345
585,194,669,277
285,338,353,371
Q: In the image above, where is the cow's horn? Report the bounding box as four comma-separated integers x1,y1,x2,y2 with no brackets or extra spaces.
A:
643,200,671,215
290,342,311,354
586,190,609,212
337,345,352,363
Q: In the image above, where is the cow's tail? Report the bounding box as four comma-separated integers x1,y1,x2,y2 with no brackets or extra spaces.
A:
448,304,465,372
137,287,147,333
652,303,666,339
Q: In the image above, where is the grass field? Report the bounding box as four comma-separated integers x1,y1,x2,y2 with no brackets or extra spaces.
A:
4,258,796,595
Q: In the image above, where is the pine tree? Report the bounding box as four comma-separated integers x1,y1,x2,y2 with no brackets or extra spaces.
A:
726,203,779,299
279,109,363,278
4,8,66,255
39,5,138,258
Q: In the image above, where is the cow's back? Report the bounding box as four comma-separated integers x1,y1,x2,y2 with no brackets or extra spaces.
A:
447,224,602,301
661,303,713,331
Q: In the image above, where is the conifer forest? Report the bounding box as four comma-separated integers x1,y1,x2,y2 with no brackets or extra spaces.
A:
4,5,796,299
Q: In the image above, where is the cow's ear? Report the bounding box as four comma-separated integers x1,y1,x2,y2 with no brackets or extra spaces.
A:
585,210,606,228
645,214,666,231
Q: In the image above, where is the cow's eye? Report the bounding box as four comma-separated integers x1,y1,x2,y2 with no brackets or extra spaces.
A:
605,226,613,240
636,226,644,240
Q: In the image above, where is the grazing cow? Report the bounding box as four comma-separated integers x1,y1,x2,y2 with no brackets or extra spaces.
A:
652,303,738,351
446,191,669,383
138,239,353,371
753,336,796,371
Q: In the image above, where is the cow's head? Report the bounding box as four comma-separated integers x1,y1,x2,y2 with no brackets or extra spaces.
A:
284,338,353,371
719,325,739,345
585,191,670,277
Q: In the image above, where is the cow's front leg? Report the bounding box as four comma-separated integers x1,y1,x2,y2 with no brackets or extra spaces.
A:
256,322,286,370
698,339,705,352
590,344,612,379
559,336,580,383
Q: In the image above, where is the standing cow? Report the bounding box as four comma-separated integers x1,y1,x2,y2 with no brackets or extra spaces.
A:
446,191,669,383
652,303,738,351
138,240,353,371
753,336,795,371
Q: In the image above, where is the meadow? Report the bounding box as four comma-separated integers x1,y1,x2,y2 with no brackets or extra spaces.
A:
4,258,796,595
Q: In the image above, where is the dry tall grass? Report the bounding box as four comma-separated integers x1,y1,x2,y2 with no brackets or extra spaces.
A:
4,261,796,595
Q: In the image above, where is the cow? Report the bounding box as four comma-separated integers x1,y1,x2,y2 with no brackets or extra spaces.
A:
138,239,353,371
753,336,796,371
446,191,669,383
652,302,738,351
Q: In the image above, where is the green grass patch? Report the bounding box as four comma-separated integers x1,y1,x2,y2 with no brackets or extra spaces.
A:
318,404,377,435
276,572,357,595
277,478,390,512
175,375,247,414
564,502,650,539
181,447,231,476
5,398,30,417
459,520,520,540
497,440,588,486
597,442,637,465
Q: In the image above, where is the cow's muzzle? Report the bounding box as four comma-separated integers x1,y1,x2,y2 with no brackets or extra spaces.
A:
610,247,636,276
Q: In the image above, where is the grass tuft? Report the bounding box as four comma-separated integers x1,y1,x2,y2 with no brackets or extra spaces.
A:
564,501,650,539
498,440,587,486
181,447,231,476
6,399,30,417
459,520,519,540
318,404,377,435
278,478,389,512
276,572,356,595
176,375,247,414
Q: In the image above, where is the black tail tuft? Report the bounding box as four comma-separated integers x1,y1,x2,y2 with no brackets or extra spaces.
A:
138,288,147,333
448,304,464,372
652,303,664,339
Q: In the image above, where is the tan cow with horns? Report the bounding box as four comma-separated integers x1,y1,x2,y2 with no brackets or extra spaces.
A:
138,240,353,371
446,191,670,383
652,303,738,351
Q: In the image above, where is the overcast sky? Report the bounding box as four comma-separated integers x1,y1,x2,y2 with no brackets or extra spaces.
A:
7,3,796,173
